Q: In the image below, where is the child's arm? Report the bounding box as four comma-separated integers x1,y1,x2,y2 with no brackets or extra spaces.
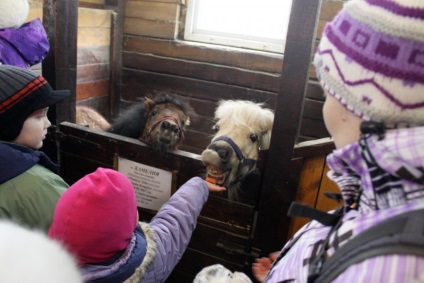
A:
143,176,219,282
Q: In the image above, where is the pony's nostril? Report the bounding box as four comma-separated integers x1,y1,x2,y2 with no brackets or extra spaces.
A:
209,144,218,151
217,149,229,161
170,124,179,133
161,121,170,129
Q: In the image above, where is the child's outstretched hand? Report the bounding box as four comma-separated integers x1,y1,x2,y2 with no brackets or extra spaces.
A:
252,251,280,282
205,180,226,192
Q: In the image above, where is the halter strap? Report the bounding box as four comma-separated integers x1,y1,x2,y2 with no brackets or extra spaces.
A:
212,136,257,173
142,115,184,143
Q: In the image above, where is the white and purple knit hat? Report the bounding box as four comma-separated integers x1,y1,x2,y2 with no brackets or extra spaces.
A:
313,0,424,127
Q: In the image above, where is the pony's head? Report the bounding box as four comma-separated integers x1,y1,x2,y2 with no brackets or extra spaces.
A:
141,93,195,153
201,100,274,201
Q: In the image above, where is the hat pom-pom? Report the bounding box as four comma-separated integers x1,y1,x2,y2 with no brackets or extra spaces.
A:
0,0,29,29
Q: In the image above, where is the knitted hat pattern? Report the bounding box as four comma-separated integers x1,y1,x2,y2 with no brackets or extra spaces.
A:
49,168,138,266
0,65,69,141
313,0,424,127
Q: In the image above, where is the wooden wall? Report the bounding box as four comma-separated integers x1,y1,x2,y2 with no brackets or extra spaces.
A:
116,0,346,154
75,7,113,119
27,0,43,74
26,1,112,119
28,0,344,154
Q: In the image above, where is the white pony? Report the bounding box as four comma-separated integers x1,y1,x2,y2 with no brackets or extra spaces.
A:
202,100,274,203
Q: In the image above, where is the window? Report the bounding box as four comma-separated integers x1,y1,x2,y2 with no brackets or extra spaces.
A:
184,0,293,54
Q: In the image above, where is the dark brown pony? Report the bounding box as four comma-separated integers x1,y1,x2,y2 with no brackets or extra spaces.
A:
76,93,195,153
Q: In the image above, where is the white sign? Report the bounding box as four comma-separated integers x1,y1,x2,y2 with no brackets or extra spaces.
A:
117,157,172,211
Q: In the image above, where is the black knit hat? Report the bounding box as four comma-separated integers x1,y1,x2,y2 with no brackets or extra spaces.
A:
0,65,70,141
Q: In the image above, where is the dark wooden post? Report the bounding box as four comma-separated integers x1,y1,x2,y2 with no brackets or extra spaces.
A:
42,0,78,123
105,0,124,120
42,0,78,163
254,0,323,254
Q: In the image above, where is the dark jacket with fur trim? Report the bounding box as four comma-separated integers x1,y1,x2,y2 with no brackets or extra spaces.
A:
81,177,210,283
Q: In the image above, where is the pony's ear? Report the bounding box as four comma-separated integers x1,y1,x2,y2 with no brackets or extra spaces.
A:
144,97,155,111
259,109,274,149
185,117,191,127
260,130,272,150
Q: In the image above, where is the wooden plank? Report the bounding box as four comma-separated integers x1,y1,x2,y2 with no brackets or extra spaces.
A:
77,46,110,65
122,53,281,92
316,19,327,40
302,99,324,120
293,138,334,158
124,17,178,39
181,130,213,155
123,36,284,73
107,3,124,120
77,63,110,82
28,4,43,21
306,80,324,100
125,1,179,21
299,117,330,140
316,2,344,40
254,0,323,253
120,69,278,106
319,1,344,21
78,26,111,47
130,0,185,4
78,8,111,28
287,155,326,238
76,80,109,100
42,0,78,125
315,165,341,212
80,0,105,5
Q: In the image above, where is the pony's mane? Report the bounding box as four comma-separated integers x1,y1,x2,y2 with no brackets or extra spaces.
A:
215,100,274,150
150,92,197,122
215,100,274,131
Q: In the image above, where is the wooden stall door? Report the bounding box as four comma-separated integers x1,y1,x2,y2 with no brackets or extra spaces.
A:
58,123,265,281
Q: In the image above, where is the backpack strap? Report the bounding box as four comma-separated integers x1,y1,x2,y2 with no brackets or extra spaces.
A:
312,208,424,283
288,202,342,226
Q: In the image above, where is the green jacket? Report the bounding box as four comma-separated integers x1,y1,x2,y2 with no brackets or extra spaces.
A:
0,142,68,232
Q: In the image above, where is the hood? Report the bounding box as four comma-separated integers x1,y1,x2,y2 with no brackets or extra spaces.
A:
326,127,424,212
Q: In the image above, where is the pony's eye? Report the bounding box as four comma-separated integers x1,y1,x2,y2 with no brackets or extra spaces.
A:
212,125,219,132
250,134,259,142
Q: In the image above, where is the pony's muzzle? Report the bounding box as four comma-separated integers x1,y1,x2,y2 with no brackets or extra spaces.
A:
161,120,180,134
208,143,233,163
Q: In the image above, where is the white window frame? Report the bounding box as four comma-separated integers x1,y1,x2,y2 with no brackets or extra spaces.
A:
184,0,293,54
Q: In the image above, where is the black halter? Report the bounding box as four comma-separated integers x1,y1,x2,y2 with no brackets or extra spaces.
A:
212,136,257,181
141,115,184,144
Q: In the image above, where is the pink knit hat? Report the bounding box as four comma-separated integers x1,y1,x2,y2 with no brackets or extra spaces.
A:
49,168,138,266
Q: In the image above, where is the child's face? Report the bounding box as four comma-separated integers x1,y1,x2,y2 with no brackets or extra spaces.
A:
323,93,361,149
13,107,51,149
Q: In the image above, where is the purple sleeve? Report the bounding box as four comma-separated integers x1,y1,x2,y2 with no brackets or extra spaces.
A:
147,176,208,282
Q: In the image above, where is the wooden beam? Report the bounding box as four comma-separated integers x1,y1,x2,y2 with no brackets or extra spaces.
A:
42,0,78,124
41,0,78,163
105,1,124,119
254,0,323,253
